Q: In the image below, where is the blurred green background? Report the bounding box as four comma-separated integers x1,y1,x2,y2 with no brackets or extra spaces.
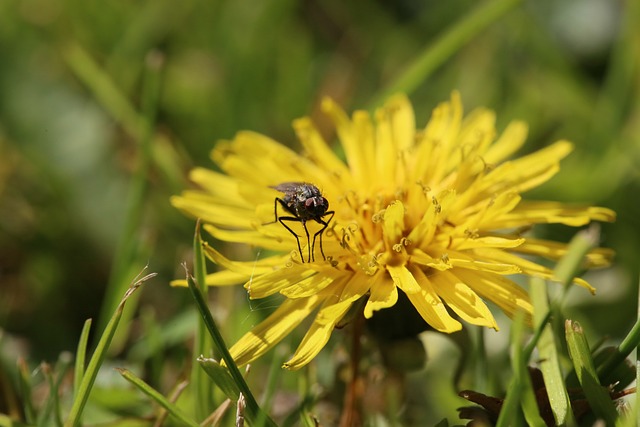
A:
1,0,638,424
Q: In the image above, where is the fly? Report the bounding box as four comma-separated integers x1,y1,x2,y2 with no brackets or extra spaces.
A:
268,182,334,263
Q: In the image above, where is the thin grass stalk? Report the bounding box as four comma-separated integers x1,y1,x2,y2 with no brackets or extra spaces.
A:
95,51,163,339
565,320,618,424
73,319,92,398
597,317,640,379
17,358,35,424
184,260,277,427
192,220,213,419
530,277,576,426
117,369,199,427
496,313,525,427
370,0,522,107
64,272,154,427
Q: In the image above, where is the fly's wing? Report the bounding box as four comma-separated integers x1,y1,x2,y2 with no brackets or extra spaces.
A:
271,182,306,193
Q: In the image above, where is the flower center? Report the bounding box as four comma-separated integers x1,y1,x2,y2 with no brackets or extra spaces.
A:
327,185,429,274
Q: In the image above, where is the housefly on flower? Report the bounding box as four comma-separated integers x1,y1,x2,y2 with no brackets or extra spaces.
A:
268,182,334,263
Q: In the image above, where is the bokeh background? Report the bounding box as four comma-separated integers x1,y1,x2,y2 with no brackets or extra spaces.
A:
1,0,638,424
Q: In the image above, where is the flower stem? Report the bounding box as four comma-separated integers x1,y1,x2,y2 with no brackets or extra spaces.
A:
339,313,365,427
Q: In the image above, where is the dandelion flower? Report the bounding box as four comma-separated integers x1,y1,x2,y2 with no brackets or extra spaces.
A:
172,92,615,370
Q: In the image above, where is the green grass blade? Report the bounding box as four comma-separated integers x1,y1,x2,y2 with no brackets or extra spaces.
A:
565,320,618,424
94,51,163,343
73,319,92,398
16,358,35,424
519,370,546,427
64,271,155,427
597,317,640,379
117,368,199,427
191,220,214,419
370,0,521,107
198,357,240,401
183,258,277,427
260,348,285,411
553,226,599,290
530,277,576,426
38,363,59,427
496,314,525,427
497,313,546,427
61,43,144,140
37,354,72,427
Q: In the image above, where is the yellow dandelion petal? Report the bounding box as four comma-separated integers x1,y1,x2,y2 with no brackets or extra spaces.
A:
455,269,533,320
293,118,351,183
245,266,317,299
385,93,415,152
419,92,464,184
449,107,495,174
202,243,280,276
383,200,406,246
483,121,528,164
173,91,615,368
171,194,254,228
283,298,353,370
473,248,596,294
373,94,415,185
203,224,293,252
229,295,323,367
431,271,498,329
487,140,573,194
188,168,252,206
280,269,346,299
388,264,422,294
364,273,398,319
353,111,376,185
406,266,462,333
285,276,367,370
409,189,456,246
170,270,249,288
454,235,525,251
215,132,311,184
516,237,615,267
451,191,522,232
488,202,616,228
448,255,522,275
322,97,369,184
410,248,452,271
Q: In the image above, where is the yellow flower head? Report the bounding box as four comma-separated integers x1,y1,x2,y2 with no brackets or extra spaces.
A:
172,93,615,370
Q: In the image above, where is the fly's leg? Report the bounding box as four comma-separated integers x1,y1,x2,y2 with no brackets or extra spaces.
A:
278,216,305,262
267,198,307,262
312,211,334,262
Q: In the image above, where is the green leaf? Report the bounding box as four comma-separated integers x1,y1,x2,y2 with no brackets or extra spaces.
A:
74,319,92,397
184,229,277,427
530,277,576,426
497,313,546,427
597,317,640,379
191,220,214,419
553,227,599,290
197,357,240,401
565,320,618,424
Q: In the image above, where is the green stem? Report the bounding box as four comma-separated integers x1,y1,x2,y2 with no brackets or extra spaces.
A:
370,0,522,107
184,256,276,427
